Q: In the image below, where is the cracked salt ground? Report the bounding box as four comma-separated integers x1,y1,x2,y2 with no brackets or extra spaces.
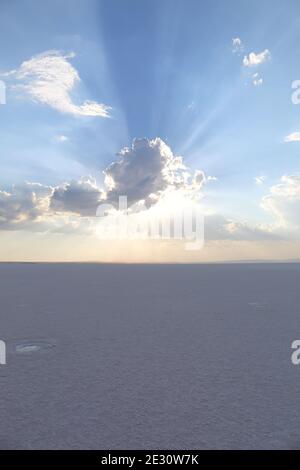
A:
1,263,300,450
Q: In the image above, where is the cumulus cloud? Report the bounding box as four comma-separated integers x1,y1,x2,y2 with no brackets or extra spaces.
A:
0,182,53,229
3,50,110,117
49,138,208,216
0,138,210,231
243,49,270,67
51,177,104,216
285,132,300,143
2,139,298,244
103,138,207,207
0,180,99,234
261,175,300,228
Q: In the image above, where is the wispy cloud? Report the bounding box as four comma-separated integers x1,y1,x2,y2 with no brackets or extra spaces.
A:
232,37,244,54
254,175,266,185
252,73,263,86
187,101,196,111
3,50,111,117
55,135,69,142
285,132,300,143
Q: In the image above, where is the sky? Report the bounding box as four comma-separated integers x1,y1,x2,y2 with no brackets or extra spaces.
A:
0,0,300,262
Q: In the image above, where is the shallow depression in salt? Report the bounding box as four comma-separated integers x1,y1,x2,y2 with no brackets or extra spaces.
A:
13,340,56,354
16,344,42,353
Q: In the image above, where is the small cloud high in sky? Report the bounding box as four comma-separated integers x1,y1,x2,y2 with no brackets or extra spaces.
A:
232,37,244,54
0,0,300,262
285,132,300,143
243,49,271,67
254,176,266,185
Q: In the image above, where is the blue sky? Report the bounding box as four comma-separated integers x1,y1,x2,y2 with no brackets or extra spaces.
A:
0,0,300,261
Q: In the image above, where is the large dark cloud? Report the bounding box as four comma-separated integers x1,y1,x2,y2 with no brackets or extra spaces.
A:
1,138,291,242
103,138,206,207
46,138,206,216
50,177,103,216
